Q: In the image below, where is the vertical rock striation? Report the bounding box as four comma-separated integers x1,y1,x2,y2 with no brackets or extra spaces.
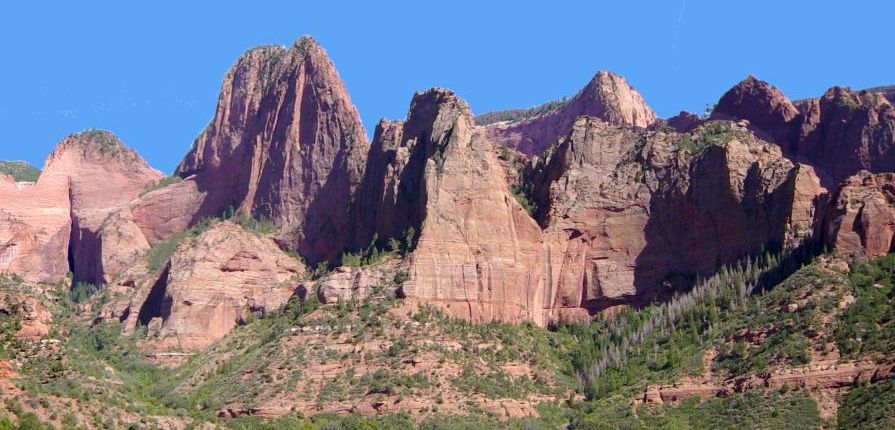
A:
176,36,368,264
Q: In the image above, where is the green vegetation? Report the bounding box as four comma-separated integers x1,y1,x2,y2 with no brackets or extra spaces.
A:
145,217,217,271
74,128,132,159
340,227,416,267
676,121,747,156
141,174,182,195
6,245,895,428
68,282,99,303
571,391,820,430
834,254,895,357
0,161,40,182
838,379,895,429
511,182,537,217
224,405,568,430
563,249,815,400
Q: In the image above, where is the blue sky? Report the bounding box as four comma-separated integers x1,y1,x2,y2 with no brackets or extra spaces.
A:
1,1,892,173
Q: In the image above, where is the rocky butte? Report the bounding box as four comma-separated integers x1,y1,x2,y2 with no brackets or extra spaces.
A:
1,35,893,349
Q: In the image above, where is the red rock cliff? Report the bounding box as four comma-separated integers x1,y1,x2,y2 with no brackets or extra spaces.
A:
483,71,656,155
176,36,368,264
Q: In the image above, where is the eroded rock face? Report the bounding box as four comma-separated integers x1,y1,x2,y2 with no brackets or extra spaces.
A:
110,221,304,351
822,171,895,256
176,36,368,264
0,131,160,284
530,119,826,316
711,76,800,149
91,177,210,284
360,89,549,324
666,111,702,133
711,77,895,186
44,131,162,285
0,171,70,284
0,289,52,340
312,258,403,304
797,88,895,184
483,71,656,155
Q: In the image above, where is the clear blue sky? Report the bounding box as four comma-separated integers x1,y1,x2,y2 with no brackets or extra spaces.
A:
2,1,892,173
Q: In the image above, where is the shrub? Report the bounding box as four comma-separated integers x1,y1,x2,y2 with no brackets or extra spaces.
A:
69,282,99,303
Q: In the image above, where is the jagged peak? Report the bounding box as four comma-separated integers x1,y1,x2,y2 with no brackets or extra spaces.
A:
293,34,320,51
406,87,474,128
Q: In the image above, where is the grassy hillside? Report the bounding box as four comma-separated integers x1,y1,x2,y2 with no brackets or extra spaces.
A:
0,160,40,182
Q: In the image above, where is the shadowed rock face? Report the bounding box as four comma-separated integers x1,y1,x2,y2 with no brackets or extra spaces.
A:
46,131,163,286
0,130,161,284
530,119,826,318
822,171,895,257
482,71,656,155
711,77,895,186
351,90,826,324
176,36,368,265
4,36,894,336
798,88,895,184
711,76,800,150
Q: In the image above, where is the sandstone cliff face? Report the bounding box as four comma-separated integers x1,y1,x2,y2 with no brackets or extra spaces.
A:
797,88,895,183
711,77,895,185
176,36,368,264
43,131,162,286
0,131,160,285
90,177,210,284
822,171,895,257
530,119,826,317
108,221,304,351
358,89,549,324
483,71,656,155
311,258,403,305
0,171,70,283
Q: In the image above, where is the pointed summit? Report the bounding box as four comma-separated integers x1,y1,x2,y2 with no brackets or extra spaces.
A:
175,35,368,264
573,70,657,128
480,70,655,155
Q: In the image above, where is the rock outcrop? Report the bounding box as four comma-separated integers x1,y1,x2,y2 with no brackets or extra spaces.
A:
0,171,70,284
822,171,895,257
483,71,656,155
530,119,826,317
108,221,304,351
0,288,52,340
312,258,403,305
176,36,368,264
711,76,800,149
665,111,702,133
0,131,161,285
358,89,549,324
712,77,895,185
45,131,162,286
797,87,895,183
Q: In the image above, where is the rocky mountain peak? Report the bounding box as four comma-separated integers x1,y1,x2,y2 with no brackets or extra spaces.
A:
711,75,799,147
574,70,657,128
481,70,655,155
174,34,368,264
